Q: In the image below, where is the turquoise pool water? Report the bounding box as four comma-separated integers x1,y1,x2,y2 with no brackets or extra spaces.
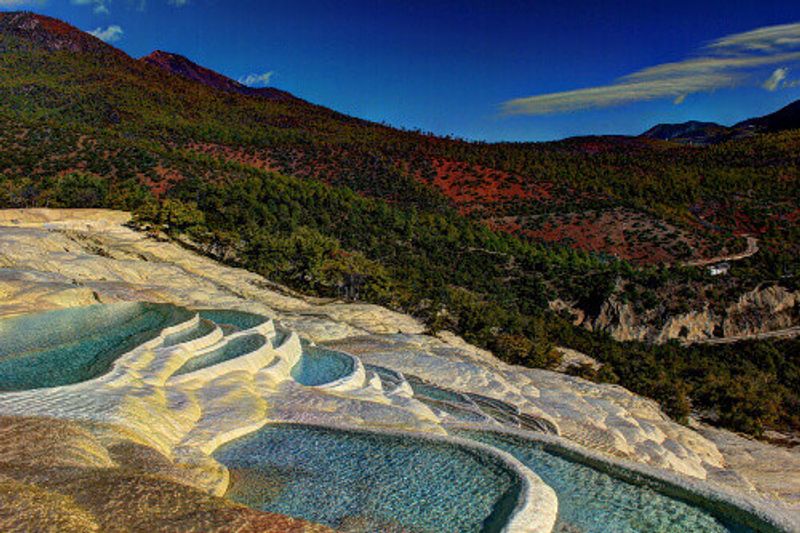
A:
197,309,267,332
213,424,522,533
162,318,216,347
173,333,266,376
291,344,354,386
0,302,193,392
459,430,764,533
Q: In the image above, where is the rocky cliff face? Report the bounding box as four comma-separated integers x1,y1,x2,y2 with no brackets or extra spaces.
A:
723,285,799,337
552,284,800,344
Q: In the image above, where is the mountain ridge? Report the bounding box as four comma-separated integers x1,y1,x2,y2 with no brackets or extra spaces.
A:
0,11,123,56
642,99,800,144
0,10,796,268
140,50,299,102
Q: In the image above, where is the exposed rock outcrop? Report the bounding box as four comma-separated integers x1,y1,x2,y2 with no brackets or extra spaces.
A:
0,416,333,532
553,284,799,344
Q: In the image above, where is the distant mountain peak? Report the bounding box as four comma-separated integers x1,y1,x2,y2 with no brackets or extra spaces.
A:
734,99,800,134
0,11,116,54
641,121,729,145
141,50,297,102
642,98,800,145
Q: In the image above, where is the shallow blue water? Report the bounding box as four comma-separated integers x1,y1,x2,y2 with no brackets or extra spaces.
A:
173,333,266,375
162,318,216,347
197,309,267,332
459,431,762,533
291,344,354,386
213,424,521,533
0,302,192,391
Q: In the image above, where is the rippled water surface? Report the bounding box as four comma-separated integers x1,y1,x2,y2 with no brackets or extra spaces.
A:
213,424,521,532
460,431,760,533
291,344,354,386
0,302,192,391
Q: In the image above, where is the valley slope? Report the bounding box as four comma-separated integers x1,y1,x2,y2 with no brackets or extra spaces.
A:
0,11,798,441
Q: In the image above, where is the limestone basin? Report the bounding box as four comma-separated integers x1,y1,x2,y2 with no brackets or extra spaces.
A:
212,423,546,533
458,429,785,533
290,341,356,387
0,302,193,392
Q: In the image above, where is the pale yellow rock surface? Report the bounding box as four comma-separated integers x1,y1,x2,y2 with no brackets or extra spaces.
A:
0,417,333,533
0,208,797,530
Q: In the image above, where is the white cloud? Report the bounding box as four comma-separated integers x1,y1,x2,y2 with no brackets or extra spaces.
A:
88,24,123,42
503,21,800,116
0,0,46,7
504,74,738,115
238,71,274,87
763,67,788,91
709,23,800,53
72,0,109,14
2,0,189,12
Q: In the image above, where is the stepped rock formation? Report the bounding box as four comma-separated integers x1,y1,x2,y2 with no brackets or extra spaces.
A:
0,209,797,531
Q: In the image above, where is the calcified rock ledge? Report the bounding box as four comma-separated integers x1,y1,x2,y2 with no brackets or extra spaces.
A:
0,209,797,531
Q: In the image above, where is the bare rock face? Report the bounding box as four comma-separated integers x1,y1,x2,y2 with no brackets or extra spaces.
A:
560,284,799,344
722,285,799,337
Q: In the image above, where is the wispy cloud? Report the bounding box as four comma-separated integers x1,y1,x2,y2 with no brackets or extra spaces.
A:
709,23,800,53
88,24,123,42
72,0,109,14
1,0,190,12
0,0,45,7
763,67,788,91
239,71,274,87
503,22,800,116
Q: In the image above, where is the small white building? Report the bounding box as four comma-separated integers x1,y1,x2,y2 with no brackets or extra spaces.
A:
707,262,731,276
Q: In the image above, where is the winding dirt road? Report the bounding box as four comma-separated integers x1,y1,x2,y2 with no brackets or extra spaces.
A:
684,236,759,268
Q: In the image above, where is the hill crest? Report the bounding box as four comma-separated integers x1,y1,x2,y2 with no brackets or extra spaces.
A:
141,50,297,101
0,11,120,55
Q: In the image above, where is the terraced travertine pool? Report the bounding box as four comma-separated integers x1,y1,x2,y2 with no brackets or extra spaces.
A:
0,304,785,532
213,424,522,533
0,302,193,391
173,333,267,375
198,309,268,332
291,343,355,386
459,431,766,533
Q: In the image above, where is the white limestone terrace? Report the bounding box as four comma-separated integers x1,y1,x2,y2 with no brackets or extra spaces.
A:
0,208,797,531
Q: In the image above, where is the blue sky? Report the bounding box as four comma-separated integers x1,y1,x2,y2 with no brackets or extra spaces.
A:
2,0,800,141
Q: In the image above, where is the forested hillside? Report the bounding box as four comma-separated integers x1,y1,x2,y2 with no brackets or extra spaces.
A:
0,11,798,438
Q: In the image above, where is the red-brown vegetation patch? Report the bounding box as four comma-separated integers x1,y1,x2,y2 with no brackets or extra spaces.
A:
491,208,733,265
143,165,187,196
427,158,554,211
